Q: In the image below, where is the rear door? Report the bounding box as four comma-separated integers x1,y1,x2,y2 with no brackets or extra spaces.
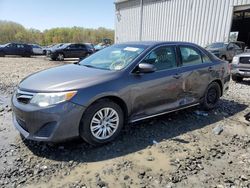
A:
177,45,213,104
233,43,243,55
16,44,25,55
65,44,77,58
130,45,184,120
77,44,88,58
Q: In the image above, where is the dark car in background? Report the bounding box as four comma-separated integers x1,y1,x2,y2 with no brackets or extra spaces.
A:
49,43,94,61
0,43,32,57
85,43,96,53
206,42,243,61
45,43,64,56
231,52,250,82
11,42,230,145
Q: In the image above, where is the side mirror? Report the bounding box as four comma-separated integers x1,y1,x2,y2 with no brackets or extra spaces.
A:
137,63,156,73
228,47,234,51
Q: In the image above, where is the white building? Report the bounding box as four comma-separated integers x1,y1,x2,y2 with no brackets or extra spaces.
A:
115,0,250,47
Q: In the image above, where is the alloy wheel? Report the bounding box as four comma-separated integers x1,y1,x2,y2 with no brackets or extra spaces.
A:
90,107,119,140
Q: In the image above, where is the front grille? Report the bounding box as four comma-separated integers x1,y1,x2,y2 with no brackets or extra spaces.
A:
16,89,34,104
239,69,250,72
239,57,250,64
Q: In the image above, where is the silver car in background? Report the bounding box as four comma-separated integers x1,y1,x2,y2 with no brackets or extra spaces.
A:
31,44,45,55
231,53,250,82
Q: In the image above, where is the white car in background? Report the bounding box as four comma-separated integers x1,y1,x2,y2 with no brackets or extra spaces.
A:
31,44,45,55
231,52,250,82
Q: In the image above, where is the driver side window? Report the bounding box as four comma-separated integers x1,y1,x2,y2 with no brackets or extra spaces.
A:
142,46,177,71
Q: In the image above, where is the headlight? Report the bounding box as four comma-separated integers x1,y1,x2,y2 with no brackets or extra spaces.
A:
30,91,77,107
232,57,239,64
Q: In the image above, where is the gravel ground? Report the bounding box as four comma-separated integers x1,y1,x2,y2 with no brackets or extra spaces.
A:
0,56,249,188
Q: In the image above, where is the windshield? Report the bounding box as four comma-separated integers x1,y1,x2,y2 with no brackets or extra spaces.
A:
1,43,9,47
207,42,227,49
53,43,64,49
60,43,71,48
79,44,146,70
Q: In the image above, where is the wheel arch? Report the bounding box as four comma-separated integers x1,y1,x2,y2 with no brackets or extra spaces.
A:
210,79,223,96
83,95,129,122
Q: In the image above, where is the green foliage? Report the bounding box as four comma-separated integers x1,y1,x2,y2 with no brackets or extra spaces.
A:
0,20,114,46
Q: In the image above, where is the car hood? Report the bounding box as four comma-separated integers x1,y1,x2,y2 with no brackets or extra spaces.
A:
19,64,116,92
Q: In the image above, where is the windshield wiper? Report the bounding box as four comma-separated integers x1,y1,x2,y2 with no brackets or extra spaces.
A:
81,64,96,68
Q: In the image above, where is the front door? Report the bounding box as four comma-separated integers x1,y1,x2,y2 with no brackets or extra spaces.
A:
5,43,17,55
130,45,184,121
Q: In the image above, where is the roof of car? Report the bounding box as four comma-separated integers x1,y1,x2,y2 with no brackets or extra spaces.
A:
118,41,200,47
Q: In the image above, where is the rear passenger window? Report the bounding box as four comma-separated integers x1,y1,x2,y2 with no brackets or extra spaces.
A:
180,46,203,66
202,54,212,63
143,46,177,71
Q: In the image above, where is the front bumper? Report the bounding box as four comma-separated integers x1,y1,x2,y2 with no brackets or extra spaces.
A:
231,68,250,78
11,95,86,142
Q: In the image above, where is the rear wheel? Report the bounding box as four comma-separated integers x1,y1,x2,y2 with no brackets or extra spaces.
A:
79,99,124,146
0,52,5,57
232,75,243,82
57,53,64,61
201,82,221,110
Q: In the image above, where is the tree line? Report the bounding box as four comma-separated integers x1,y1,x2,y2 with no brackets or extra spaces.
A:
0,20,114,46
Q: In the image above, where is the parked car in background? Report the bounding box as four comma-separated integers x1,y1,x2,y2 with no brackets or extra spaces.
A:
233,41,246,51
231,52,250,82
94,43,110,51
45,43,64,56
0,43,32,57
31,44,44,55
12,41,230,145
49,43,94,61
84,43,95,53
206,42,243,61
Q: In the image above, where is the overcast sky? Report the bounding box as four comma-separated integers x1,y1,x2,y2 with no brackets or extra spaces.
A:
0,0,115,31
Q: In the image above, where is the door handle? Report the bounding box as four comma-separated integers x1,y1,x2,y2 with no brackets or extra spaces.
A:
173,73,181,79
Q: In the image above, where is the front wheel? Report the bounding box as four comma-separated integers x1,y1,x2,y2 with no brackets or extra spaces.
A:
201,82,221,110
79,99,124,146
57,53,64,61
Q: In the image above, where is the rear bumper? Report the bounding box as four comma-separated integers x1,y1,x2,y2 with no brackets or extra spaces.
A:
11,95,86,142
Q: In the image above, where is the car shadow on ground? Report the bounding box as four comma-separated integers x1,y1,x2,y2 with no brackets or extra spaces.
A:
239,79,250,86
22,98,248,163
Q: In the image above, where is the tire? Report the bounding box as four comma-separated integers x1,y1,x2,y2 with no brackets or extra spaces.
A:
79,99,124,146
201,82,221,111
232,75,243,82
57,53,64,61
0,52,5,57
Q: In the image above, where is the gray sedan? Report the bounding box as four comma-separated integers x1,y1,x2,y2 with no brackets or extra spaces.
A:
11,42,230,145
206,42,243,61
